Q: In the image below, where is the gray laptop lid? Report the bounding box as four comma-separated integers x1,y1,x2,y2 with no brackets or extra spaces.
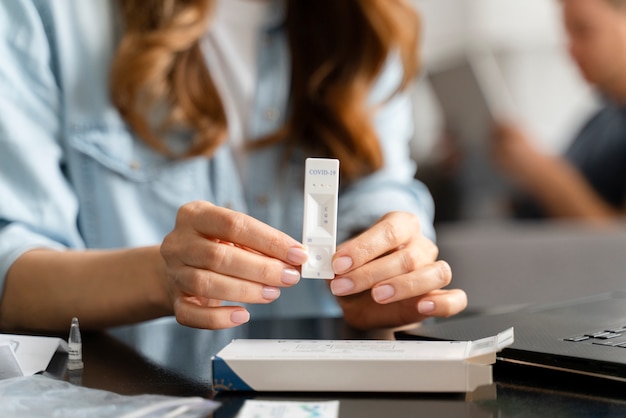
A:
426,50,517,150
397,291,626,382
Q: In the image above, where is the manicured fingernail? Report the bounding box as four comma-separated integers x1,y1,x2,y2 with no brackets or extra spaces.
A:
231,310,250,324
287,247,308,265
281,268,300,285
332,256,353,274
372,284,395,302
418,300,436,314
262,286,280,300
330,278,355,295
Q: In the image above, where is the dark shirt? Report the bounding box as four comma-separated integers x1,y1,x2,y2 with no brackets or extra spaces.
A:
513,101,626,218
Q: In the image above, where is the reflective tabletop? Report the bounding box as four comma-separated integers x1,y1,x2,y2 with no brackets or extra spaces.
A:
60,316,626,417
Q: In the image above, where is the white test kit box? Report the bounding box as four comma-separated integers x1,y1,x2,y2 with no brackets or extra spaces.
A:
211,328,513,393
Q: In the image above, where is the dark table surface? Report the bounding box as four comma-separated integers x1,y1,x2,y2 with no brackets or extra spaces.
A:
55,315,626,418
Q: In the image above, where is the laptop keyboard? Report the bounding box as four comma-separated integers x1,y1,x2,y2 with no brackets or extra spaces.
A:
564,326,626,347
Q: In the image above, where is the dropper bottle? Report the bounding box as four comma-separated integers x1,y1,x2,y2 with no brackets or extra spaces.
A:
67,317,84,370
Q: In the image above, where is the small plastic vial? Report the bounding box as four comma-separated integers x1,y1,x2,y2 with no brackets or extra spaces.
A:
67,317,84,370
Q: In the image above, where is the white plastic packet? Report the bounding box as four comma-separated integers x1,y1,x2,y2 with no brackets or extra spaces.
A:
0,375,220,418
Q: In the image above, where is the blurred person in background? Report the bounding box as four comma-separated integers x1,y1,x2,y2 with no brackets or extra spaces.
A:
493,0,626,221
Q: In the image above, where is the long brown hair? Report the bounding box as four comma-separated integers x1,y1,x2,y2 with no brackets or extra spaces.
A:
110,0,420,181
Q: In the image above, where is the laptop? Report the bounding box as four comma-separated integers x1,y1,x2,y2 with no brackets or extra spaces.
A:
396,291,626,382
426,49,518,150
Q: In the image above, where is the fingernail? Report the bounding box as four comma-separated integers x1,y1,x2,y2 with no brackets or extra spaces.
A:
287,247,308,265
332,256,353,274
231,310,250,324
281,268,300,285
262,286,281,300
330,278,355,296
418,300,436,314
372,284,395,302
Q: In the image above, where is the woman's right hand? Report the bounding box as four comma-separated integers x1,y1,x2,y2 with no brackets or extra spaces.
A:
160,201,308,329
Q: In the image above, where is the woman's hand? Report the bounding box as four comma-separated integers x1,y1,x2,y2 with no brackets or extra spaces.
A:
329,211,467,330
160,201,308,330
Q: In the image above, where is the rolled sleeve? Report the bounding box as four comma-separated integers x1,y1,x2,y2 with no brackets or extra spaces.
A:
0,223,69,289
338,177,435,243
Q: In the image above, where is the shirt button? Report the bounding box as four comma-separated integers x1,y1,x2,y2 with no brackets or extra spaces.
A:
264,108,279,121
130,161,141,170
256,195,268,206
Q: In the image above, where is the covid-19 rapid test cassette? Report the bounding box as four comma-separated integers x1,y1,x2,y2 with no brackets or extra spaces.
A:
301,158,339,279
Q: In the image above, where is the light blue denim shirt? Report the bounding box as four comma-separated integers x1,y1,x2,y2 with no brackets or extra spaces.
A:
0,0,434,319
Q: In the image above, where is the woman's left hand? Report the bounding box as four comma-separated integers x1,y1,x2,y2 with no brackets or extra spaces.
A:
329,211,467,329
